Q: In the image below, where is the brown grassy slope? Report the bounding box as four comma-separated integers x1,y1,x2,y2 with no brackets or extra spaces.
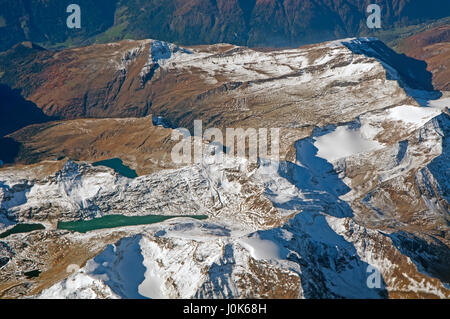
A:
397,25,450,91
7,116,177,176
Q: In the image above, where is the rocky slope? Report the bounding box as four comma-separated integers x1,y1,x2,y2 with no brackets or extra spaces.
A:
0,37,438,144
1,36,446,168
0,37,449,299
4,116,178,175
397,24,450,91
2,122,449,298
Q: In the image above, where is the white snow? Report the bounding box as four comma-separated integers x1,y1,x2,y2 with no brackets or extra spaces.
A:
36,272,119,299
5,36,450,300
325,37,379,48
387,105,442,126
322,62,377,79
314,125,384,162
165,46,310,84
239,234,283,260
115,45,145,72
425,97,450,110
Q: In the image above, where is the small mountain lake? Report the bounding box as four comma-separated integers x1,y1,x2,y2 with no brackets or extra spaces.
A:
57,214,208,233
92,158,138,178
0,223,46,239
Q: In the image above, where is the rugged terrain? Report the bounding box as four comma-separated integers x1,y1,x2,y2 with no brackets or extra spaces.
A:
397,24,450,91
1,0,449,51
0,36,449,299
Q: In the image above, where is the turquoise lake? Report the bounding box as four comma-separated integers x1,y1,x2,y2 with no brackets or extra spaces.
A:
57,214,208,233
92,158,138,178
0,223,46,239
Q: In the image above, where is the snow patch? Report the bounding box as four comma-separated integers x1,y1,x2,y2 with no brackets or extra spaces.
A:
387,105,441,126
36,272,119,299
314,125,384,162
239,234,283,260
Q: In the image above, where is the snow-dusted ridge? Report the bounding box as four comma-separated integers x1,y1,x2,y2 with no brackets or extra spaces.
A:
20,106,450,299
1,36,449,299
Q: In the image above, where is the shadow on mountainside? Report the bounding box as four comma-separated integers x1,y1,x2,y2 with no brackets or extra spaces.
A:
0,84,54,137
90,235,148,299
0,84,56,164
387,231,450,286
273,127,353,218
342,38,442,105
195,244,237,298
399,112,450,285
256,212,389,298
0,138,21,164
426,112,450,204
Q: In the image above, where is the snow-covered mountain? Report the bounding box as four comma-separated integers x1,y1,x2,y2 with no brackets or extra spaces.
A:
0,37,449,299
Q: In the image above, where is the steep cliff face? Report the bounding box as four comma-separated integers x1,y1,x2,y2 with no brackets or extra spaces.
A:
1,0,449,51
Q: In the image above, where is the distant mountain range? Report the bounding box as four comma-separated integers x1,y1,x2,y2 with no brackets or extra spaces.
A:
0,0,449,51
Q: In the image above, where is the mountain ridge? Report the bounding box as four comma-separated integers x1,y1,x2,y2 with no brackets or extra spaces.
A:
0,30,449,299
